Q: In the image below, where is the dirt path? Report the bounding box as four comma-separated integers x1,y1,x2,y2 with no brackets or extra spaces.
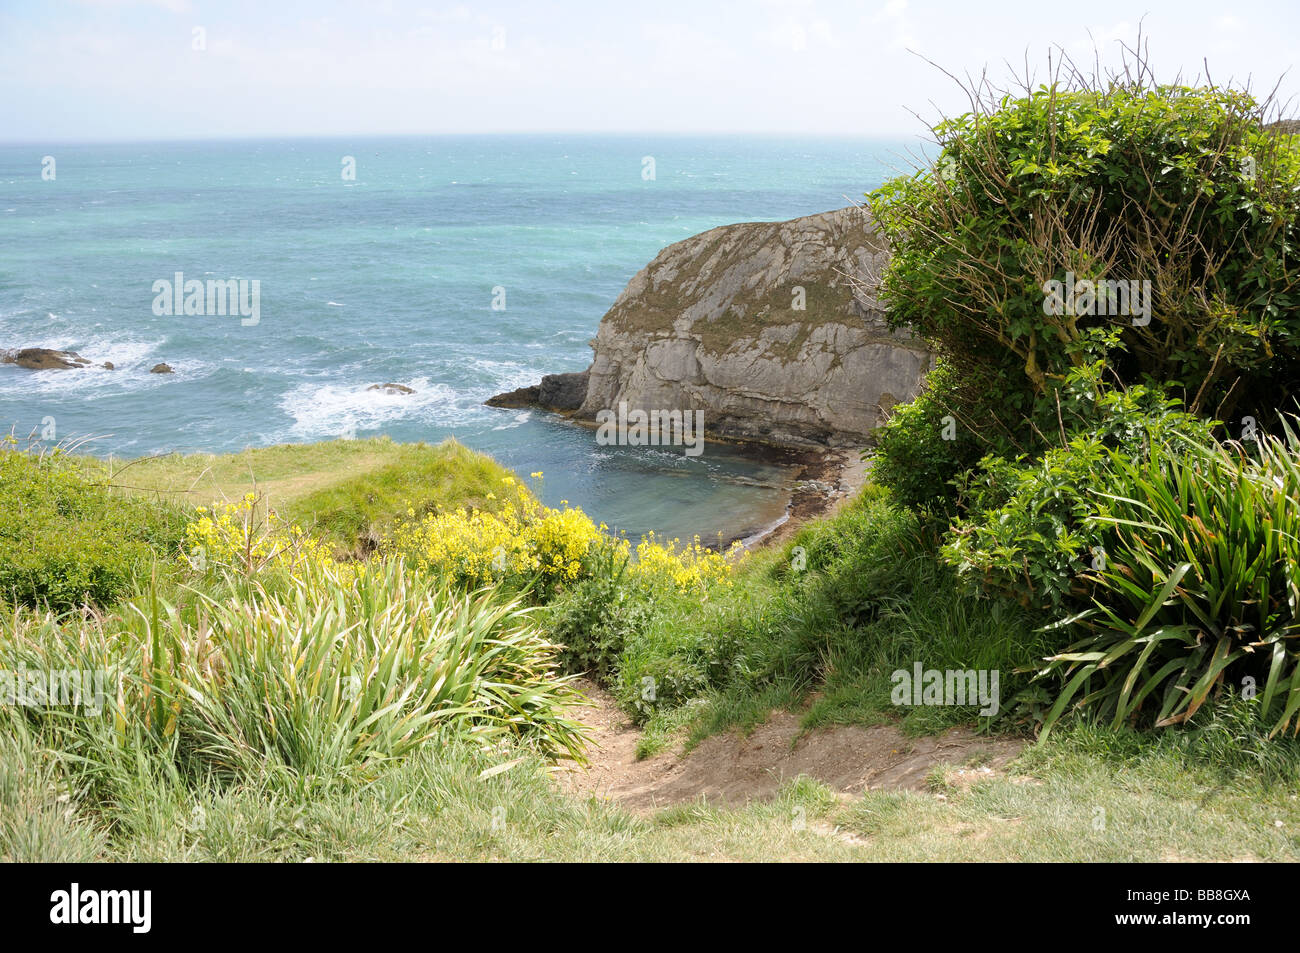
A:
560,681,1026,813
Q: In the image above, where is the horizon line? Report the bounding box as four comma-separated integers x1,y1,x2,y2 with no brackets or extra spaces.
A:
0,129,928,148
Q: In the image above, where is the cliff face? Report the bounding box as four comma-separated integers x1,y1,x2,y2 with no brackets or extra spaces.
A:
572,207,930,448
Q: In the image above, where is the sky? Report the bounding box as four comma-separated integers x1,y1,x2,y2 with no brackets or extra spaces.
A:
1,0,1298,141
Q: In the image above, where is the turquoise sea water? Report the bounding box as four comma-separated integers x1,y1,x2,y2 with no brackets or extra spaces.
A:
0,136,912,540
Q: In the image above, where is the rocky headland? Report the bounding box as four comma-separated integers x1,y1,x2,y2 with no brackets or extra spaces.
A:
487,206,932,536
489,206,930,448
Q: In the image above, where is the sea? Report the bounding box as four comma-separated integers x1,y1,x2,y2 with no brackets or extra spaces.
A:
0,135,915,541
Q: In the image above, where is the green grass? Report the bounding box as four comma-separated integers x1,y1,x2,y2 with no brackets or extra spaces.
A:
1,558,588,817
828,715,1300,862
8,713,1300,862
6,437,1300,862
598,486,1053,746
97,436,521,555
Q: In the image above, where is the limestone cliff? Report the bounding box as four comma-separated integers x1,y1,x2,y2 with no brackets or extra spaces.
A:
490,207,931,449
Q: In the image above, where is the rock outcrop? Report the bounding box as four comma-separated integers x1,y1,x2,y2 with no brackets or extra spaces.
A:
2,348,94,370
487,370,590,412
368,382,415,395
488,207,930,448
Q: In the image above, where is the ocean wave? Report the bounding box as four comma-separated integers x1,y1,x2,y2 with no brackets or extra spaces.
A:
279,376,466,438
468,358,547,396
0,338,167,395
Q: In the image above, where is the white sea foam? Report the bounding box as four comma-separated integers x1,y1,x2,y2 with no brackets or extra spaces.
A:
0,337,166,395
279,376,465,437
470,358,544,397
491,411,532,431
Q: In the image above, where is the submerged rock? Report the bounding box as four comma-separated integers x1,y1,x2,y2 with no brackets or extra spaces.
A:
368,382,415,395
1,348,94,370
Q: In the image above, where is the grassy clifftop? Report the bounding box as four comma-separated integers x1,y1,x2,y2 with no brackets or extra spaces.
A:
105,436,516,556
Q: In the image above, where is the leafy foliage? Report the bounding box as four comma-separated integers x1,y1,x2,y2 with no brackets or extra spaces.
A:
545,550,664,681
942,367,1218,611
0,442,186,610
869,360,982,512
869,74,1300,464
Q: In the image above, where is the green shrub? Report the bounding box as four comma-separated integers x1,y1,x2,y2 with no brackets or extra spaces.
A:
869,67,1300,458
616,653,711,720
870,361,982,512
942,372,1218,611
545,552,666,681
612,584,752,723
0,444,186,610
1036,425,1300,738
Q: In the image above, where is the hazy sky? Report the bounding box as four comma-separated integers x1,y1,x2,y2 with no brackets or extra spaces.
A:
2,0,1298,141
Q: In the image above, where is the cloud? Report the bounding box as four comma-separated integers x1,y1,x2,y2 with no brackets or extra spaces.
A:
76,0,194,12
871,0,915,51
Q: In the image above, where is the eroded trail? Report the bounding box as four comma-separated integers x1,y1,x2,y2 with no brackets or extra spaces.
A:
560,681,1026,813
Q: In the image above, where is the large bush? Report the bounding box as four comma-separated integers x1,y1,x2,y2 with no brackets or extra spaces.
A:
865,59,1300,738
869,73,1300,468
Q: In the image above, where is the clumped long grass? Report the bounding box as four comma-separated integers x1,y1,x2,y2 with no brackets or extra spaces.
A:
0,559,589,814
0,729,105,862
1038,425,1300,738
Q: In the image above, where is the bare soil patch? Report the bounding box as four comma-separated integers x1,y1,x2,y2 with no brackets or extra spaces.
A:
561,681,1025,813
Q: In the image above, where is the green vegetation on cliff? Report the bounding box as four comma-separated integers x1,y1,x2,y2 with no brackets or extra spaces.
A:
109,436,517,555
4,423,1300,861
867,57,1300,738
